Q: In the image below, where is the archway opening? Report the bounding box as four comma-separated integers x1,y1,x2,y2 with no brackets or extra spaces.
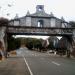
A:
38,20,44,27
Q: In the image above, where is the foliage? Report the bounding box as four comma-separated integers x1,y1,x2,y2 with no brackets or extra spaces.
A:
0,17,9,26
25,38,42,50
26,38,33,49
48,41,54,49
7,35,21,52
48,37,56,49
7,36,46,51
69,21,75,27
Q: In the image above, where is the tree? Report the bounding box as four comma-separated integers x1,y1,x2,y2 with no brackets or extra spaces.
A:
48,36,57,50
7,35,21,52
0,17,9,26
32,38,42,51
69,21,75,27
25,38,42,51
25,38,33,50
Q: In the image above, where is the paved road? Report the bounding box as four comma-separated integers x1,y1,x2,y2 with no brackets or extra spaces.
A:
0,49,30,75
20,47,75,75
0,47,75,75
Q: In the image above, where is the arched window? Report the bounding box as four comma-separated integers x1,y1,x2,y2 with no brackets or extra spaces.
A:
38,20,44,27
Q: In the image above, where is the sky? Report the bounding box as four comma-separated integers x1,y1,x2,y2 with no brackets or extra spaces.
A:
0,0,75,39
0,0,75,21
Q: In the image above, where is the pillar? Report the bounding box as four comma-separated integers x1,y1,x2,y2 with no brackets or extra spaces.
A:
66,36,73,58
0,26,7,59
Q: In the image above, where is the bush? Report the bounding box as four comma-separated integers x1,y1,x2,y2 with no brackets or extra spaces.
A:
7,35,21,52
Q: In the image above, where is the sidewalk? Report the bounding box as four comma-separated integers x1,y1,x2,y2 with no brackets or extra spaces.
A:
0,55,30,75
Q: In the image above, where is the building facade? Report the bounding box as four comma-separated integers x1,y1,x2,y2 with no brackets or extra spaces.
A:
9,5,69,28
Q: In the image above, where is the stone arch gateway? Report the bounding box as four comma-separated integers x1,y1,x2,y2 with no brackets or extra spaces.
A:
0,5,75,58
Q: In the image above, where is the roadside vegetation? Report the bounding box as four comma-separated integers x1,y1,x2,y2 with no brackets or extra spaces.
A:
7,36,43,52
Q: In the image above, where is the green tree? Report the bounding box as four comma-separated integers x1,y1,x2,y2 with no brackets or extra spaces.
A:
25,38,42,51
69,21,75,27
7,35,21,52
26,38,33,50
0,17,9,26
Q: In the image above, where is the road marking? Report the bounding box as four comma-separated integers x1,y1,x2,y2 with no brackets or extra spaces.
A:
52,61,60,66
23,56,33,75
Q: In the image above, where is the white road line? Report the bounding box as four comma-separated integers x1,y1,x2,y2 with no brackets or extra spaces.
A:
52,61,60,66
23,56,33,75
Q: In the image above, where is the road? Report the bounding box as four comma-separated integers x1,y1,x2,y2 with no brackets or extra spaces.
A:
0,47,75,75
18,47,75,75
0,48,30,75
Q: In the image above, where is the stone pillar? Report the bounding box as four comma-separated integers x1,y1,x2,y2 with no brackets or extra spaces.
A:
72,29,75,44
71,34,75,56
66,37,73,58
66,42,71,58
0,26,7,59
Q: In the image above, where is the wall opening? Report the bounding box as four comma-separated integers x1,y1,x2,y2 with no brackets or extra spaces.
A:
38,6,43,11
38,20,44,27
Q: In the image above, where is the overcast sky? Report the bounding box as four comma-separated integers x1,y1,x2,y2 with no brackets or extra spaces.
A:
0,0,75,21
0,0,75,39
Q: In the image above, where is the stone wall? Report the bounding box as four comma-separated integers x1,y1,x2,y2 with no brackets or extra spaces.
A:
0,27,7,51
26,17,31,26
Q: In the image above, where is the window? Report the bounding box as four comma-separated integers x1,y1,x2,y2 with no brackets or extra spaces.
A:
14,20,20,26
38,6,43,11
38,20,44,27
51,18,56,27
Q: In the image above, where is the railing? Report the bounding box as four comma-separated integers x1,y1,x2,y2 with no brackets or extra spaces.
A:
6,26,73,36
